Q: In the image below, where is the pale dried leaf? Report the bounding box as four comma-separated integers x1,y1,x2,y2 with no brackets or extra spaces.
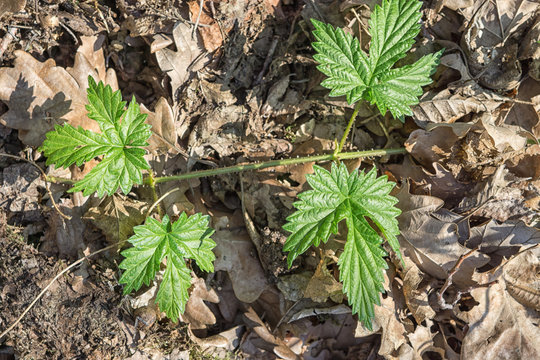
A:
0,35,117,147
155,22,206,96
412,83,507,126
83,195,148,245
213,229,269,303
460,281,540,360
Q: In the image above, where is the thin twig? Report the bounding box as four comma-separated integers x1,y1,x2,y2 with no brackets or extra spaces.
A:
254,36,279,85
145,187,182,219
437,246,479,310
59,21,79,45
0,242,123,341
192,0,205,39
0,153,71,220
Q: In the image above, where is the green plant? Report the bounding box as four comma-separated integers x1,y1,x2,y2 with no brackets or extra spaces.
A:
311,0,442,121
282,0,441,328
36,0,438,329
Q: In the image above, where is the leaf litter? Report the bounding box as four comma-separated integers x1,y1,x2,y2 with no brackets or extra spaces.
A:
0,0,540,359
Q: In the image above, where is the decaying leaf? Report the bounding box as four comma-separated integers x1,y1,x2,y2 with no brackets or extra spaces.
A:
213,228,269,303
303,258,343,303
0,35,117,147
84,195,148,245
461,0,539,90
412,85,507,126
155,21,206,96
459,279,540,359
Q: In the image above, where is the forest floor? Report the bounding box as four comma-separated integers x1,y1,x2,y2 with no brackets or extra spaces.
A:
0,0,539,359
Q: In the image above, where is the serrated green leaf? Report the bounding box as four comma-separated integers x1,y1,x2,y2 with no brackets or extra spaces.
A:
310,0,441,119
38,76,152,197
368,0,422,77
119,213,216,322
283,163,401,329
311,19,370,104
368,51,442,118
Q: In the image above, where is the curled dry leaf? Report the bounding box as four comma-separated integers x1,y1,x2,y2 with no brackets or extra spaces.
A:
83,195,148,245
155,21,207,97
213,229,269,303
0,35,117,147
461,0,539,90
396,185,490,285
412,84,507,126
459,277,540,359
180,276,219,330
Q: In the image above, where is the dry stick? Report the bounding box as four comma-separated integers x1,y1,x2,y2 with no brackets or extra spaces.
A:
0,241,124,341
192,0,205,38
0,153,71,220
254,36,279,85
436,246,479,310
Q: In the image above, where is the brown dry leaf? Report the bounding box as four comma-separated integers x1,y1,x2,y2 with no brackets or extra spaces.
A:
502,77,540,138
461,0,539,90
412,84,507,126
242,307,299,360
467,220,540,267
188,0,223,52
0,0,25,17
405,126,459,170
457,166,538,224
0,162,44,222
83,194,148,245
396,185,490,284
459,274,540,359
0,35,117,147
481,114,527,152
520,17,540,80
304,259,343,303
401,255,436,323
408,321,446,360
180,276,219,330
503,250,540,311
213,229,269,303
355,286,408,357
155,21,207,96
140,97,179,154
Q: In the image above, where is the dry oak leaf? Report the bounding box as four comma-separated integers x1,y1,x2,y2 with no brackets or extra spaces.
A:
459,279,540,360
0,35,118,147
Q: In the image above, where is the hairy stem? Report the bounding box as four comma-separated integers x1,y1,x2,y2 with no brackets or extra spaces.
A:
44,149,407,186
335,102,362,157
151,148,406,184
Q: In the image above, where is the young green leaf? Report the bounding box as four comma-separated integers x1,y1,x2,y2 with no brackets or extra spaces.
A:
283,163,401,328
119,213,216,322
38,76,152,197
311,0,442,119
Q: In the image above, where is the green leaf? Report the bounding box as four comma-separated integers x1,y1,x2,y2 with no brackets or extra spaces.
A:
310,0,442,119
311,19,370,104
119,213,216,322
283,163,401,328
38,76,152,197
367,51,443,118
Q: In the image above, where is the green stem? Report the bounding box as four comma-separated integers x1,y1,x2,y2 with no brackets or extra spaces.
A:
335,102,362,157
44,149,407,186
151,148,406,184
